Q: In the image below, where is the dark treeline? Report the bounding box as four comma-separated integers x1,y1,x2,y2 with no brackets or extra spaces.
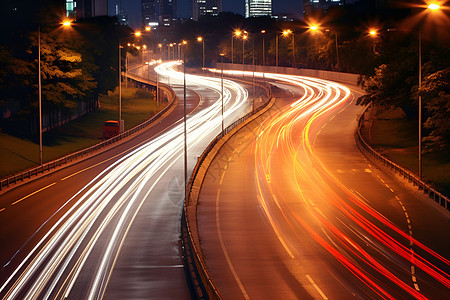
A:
0,0,137,138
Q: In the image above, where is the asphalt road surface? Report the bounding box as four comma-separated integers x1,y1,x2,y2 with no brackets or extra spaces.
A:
198,71,450,299
0,62,256,299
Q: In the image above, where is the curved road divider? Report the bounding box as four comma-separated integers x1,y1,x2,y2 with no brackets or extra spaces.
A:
0,74,177,192
182,83,275,300
355,107,449,211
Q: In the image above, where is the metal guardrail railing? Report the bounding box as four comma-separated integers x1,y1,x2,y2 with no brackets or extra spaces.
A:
0,76,177,191
182,82,273,300
356,107,449,211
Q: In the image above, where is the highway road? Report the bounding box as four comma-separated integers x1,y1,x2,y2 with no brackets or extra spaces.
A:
198,71,450,299
0,62,255,299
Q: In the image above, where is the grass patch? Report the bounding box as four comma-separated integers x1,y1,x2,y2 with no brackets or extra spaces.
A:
370,108,450,195
0,87,163,178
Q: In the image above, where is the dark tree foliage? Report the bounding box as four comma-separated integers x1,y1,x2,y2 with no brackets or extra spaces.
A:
420,67,450,152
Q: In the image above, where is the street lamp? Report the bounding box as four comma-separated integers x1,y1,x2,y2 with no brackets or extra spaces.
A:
282,29,295,67
242,33,248,74
428,3,440,9
220,53,225,133
197,36,205,69
232,30,242,64
309,25,340,72
38,20,72,165
182,40,188,201
261,30,266,68
261,30,266,83
387,3,441,179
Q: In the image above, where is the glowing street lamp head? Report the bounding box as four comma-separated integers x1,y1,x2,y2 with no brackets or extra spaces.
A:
243,35,248,40
282,29,292,36
261,30,266,34
428,3,440,10
135,31,141,37
197,36,203,42
310,25,318,31
158,43,162,48
369,29,377,36
145,26,151,31
235,30,241,37
62,20,72,27
182,40,187,45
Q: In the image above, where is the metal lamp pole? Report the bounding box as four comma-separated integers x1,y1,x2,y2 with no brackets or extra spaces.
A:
276,34,278,73
37,21,72,165
418,31,422,179
252,38,255,112
119,43,123,132
221,53,224,134
183,41,188,200
231,35,234,64
38,26,42,165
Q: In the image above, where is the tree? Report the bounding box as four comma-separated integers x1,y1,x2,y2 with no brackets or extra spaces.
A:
420,67,450,152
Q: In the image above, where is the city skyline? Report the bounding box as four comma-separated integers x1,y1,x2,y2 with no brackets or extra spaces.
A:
109,0,302,28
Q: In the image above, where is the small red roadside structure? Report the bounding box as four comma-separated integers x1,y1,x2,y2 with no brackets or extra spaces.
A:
103,120,120,140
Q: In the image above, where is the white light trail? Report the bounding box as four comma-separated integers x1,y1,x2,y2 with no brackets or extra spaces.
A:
1,62,249,299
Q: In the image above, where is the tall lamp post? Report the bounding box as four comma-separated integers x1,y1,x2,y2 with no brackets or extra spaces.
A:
261,30,266,74
309,25,339,72
197,36,205,69
220,53,225,133
242,33,248,75
387,3,440,179
232,30,242,65
182,40,188,200
276,33,278,73
158,43,162,60
282,29,295,67
38,21,72,165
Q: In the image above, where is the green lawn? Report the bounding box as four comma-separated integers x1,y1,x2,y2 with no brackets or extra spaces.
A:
370,108,450,195
0,87,164,178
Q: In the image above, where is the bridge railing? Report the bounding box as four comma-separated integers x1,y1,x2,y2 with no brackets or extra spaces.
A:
0,75,176,191
182,81,275,299
356,107,450,211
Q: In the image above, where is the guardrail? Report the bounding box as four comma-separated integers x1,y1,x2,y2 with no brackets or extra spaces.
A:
0,75,177,191
356,107,450,211
182,82,274,300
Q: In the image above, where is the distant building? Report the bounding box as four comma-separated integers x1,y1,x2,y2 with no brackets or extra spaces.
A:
142,0,177,27
66,0,76,17
66,0,108,19
142,0,158,27
193,0,222,21
115,4,128,25
303,0,344,15
245,0,272,18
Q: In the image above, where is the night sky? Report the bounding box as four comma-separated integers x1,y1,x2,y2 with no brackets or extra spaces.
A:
109,0,303,28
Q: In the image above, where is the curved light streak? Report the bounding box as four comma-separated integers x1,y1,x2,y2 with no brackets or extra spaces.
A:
220,69,450,298
1,62,249,299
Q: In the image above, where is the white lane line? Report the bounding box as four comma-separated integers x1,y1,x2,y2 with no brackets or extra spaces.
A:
216,189,249,299
12,182,57,206
306,275,328,299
